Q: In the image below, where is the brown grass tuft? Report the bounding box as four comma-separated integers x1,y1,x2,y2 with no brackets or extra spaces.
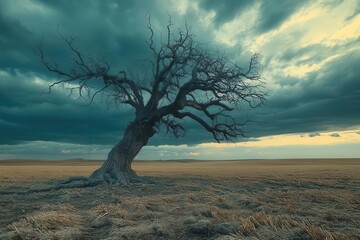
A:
300,222,353,240
7,209,83,240
239,212,299,234
93,203,128,219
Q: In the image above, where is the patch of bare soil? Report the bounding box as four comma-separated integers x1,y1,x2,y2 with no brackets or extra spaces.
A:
0,159,359,239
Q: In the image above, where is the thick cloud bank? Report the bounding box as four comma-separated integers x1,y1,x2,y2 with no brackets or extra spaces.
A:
0,0,359,159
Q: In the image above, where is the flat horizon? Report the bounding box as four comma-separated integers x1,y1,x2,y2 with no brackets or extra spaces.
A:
1,157,360,162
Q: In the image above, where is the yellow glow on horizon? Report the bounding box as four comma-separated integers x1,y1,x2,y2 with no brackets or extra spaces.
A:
197,129,360,149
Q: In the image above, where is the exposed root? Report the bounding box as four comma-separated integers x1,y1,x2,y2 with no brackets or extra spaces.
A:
0,177,102,195
89,168,156,185
0,173,156,195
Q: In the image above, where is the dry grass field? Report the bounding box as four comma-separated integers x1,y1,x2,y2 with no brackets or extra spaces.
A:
0,159,359,239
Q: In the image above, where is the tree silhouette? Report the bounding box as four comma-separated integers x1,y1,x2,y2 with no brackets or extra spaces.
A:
39,19,266,186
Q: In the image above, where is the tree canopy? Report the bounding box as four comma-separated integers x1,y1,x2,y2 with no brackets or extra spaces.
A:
39,19,266,144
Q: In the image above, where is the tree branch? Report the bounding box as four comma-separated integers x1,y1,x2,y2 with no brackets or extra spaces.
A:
41,18,266,143
38,38,145,110
172,111,244,142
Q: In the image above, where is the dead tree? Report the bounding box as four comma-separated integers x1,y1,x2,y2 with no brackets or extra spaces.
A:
38,20,266,186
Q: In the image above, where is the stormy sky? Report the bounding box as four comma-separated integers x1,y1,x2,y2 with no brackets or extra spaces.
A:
0,0,359,160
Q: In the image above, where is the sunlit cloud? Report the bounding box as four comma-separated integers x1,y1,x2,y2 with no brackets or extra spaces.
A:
172,0,189,16
213,5,259,47
301,3,360,47
281,54,341,78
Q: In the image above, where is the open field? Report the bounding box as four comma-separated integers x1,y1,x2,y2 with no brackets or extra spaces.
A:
0,159,360,239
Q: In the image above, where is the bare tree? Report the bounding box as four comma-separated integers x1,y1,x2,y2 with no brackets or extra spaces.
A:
38,20,266,186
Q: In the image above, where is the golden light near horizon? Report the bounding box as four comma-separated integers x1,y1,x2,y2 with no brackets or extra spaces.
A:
139,128,360,160
198,129,360,149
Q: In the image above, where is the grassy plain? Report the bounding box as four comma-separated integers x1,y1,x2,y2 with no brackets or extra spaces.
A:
0,158,359,239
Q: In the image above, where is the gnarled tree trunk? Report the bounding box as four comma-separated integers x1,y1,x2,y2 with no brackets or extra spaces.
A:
89,121,155,185
37,21,266,191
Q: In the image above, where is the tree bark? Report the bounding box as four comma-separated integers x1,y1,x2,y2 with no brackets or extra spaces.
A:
89,121,155,185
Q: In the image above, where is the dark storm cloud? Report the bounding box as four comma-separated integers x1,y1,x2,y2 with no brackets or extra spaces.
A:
198,0,309,33
330,133,341,137
0,0,359,153
251,50,360,137
0,70,134,145
256,0,310,33
0,0,169,76
0,9,36,71
279,37,360,66
0,0,213,147
198,0,254,26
